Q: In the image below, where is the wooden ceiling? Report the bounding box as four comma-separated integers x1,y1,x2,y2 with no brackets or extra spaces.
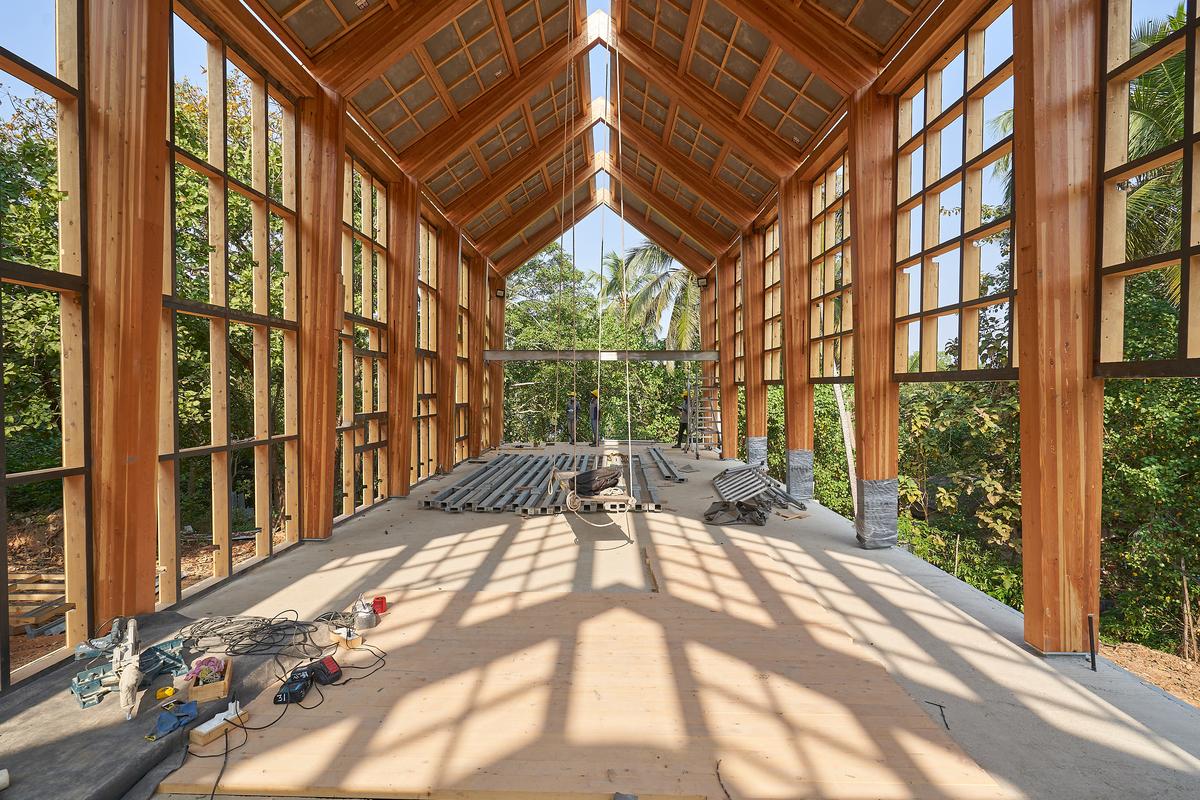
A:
252,0,931,273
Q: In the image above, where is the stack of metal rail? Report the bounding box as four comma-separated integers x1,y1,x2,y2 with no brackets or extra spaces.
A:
422,452,663,515
646,446,686,483
712,464,802,509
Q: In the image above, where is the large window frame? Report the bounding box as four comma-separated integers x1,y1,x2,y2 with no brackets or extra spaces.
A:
0,0,90,689
893,0,1017,381
413,218,439,484
733,253,745,384
1096,0,1200,376
336,154,389,521
763,220,783,383
161,5,300,605
810,153,854,383
454,251,469,466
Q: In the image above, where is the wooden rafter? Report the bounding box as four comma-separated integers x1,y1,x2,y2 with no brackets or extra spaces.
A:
446,99,605,226
716,0,881,95
496,191,603,275
614,112,757,224
603,154,727,256
609,193,715,275
488,0,521,79
611,32,798,177
399,12,606,178
477,153,604,253
311,0,479,93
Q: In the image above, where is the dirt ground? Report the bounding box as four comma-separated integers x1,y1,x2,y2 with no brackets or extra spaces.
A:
1102,641,1200,709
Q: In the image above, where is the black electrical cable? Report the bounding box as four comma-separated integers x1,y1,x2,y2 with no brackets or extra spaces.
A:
178,609,390,798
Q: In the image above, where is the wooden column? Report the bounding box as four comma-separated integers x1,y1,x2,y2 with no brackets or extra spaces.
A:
780,175,815,498
87,0,170,622
436,228,460,473
700,274,717,386
742,231,767,466
298,86,344,539
1013,0,1102,654
467,254,486,457
848,84,899,549
489,274,506,446
716,254,740,459
387,175,419,495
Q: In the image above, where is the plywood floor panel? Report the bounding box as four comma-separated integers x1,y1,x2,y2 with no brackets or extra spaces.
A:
161,455,1008,800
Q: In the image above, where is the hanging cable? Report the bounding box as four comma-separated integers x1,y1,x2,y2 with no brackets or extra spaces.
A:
611,13,636,543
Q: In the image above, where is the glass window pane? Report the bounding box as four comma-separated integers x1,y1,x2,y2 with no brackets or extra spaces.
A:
0,83,61,271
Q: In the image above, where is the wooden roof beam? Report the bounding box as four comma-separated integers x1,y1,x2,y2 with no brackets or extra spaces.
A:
716,0,881,95
612,113,757,225
603,155,728,256
311,0,479,93
609,33,799,178
400,12,607,179
477,153,604,253
603,186,713,275
496,191,604,275
446,99,606,226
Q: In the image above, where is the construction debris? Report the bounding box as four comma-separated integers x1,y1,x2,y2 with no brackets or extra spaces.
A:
712,465,804,509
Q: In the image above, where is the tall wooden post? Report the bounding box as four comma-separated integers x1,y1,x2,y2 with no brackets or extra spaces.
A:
436,229,460,472
298,86,344,539
742,231,768,466
467,254,486,457
489,273,506,446
388,175,419,496
849,85,899,549
780,175,814,498
700,274,717,387
87,0,169,622
1013,0,1102,653
716,254,740,459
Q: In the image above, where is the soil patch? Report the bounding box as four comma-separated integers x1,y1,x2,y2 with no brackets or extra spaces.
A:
1103,641,1200,709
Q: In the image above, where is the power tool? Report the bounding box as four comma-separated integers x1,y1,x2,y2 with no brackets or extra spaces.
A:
273,665,313,704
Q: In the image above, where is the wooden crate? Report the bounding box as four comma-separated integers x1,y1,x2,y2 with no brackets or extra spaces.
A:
188,657,233,703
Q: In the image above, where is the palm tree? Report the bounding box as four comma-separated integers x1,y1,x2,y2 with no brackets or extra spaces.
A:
602,241,700,351
1123,7,1186,299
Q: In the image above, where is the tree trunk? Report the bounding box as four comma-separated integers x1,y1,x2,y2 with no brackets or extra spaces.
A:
833,382,857,510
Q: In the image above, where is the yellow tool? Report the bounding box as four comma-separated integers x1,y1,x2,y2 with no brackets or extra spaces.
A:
155,685,176,701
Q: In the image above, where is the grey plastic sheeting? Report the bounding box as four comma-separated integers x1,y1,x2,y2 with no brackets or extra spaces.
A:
855,477,898,549
786,448,814,500
747,436,768,468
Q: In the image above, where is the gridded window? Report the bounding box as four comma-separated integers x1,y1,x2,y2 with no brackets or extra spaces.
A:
1097,0,1199,374
1,0,89,686
810,154,853,382
482,275,494,449
336,156,389,521
414,219,440,483
501,0,570,65
624,0,692,65
894,1,1015,378
763,221,783,382
162,10,300,607
455,254,470,465
733,254,745,383
350,53,450,153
